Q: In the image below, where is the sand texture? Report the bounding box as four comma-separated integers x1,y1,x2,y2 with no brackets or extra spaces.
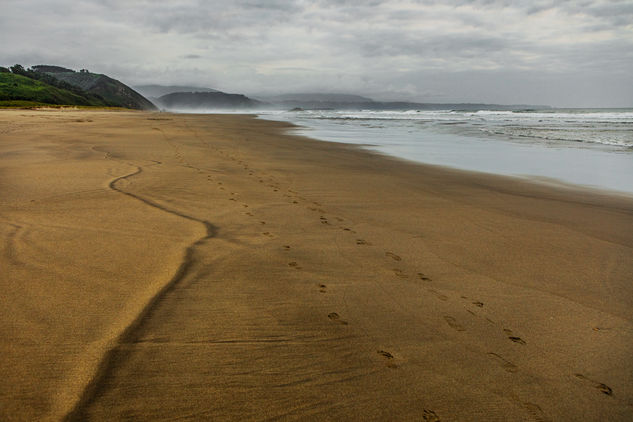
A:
1,110,632,421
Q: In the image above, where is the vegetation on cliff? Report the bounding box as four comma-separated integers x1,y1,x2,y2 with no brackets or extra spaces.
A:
0,64,155,109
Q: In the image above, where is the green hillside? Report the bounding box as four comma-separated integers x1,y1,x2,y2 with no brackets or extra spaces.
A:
0,72,107,107
34,66,156,110
0,64,156,109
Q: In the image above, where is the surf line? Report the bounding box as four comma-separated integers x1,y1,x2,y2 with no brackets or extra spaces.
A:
63,162,217,421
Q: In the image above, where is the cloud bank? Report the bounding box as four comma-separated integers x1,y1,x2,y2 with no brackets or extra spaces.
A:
2,0,632,106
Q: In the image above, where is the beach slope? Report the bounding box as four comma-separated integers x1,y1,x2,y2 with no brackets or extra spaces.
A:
1,110,631,421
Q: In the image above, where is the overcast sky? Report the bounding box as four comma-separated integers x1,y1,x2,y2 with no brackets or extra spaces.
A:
2,0,632,107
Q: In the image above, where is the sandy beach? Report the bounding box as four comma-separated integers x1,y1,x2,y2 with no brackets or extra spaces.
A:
1,109,632,421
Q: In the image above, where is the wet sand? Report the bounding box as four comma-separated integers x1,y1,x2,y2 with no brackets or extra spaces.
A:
1,110,632,421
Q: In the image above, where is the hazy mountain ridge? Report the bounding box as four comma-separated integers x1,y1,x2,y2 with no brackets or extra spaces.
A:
262,93,375,103
249,92,549,111
354,101,551,111
149,85,550,111
156,91,263,110
134,84,218,99
265,99,550,111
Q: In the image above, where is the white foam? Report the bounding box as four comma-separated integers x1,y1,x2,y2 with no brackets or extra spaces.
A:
256,108,633,195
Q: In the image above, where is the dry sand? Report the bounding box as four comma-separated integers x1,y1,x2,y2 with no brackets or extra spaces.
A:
0,109,632,421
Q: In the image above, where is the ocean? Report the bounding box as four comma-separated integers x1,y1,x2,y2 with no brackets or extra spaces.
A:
257,108,633,196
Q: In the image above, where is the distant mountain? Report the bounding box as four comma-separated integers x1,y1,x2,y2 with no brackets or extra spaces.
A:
134,84,218,99
32,65,156,110
360,102,552,111
258,93,375,110
157,91,263,110
260,92,549,111
265,93,375,103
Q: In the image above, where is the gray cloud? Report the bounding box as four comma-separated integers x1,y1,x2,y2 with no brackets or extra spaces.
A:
1,0,632,106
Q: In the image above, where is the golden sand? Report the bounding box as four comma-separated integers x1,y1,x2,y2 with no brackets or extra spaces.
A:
1,110,632,421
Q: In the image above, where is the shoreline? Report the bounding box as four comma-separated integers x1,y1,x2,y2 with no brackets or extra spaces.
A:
255,109,633,197
1,110,632,421
254,111,633,209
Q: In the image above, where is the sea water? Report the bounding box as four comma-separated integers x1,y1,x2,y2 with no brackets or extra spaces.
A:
257,109,633,196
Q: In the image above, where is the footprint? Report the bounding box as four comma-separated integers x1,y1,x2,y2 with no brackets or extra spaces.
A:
444,316,466,331
242,204,249,208
574,373,613,396
343,227,356,233
417,273,431,281
488,352,518,373
377,350,397,368
472,301,484,307
422,409,441,422
377,350,394,359
319,284,327,293
327,312,348,325
287,261,301,269
356,239,371,245
283,245,291,250
320,216,329,224
245,212,253,216
393,269,408,279
262,232,273,238
428,289,448,301
503,329,526,345
385,252,401,261
260,221,266,225
522,403,551,422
